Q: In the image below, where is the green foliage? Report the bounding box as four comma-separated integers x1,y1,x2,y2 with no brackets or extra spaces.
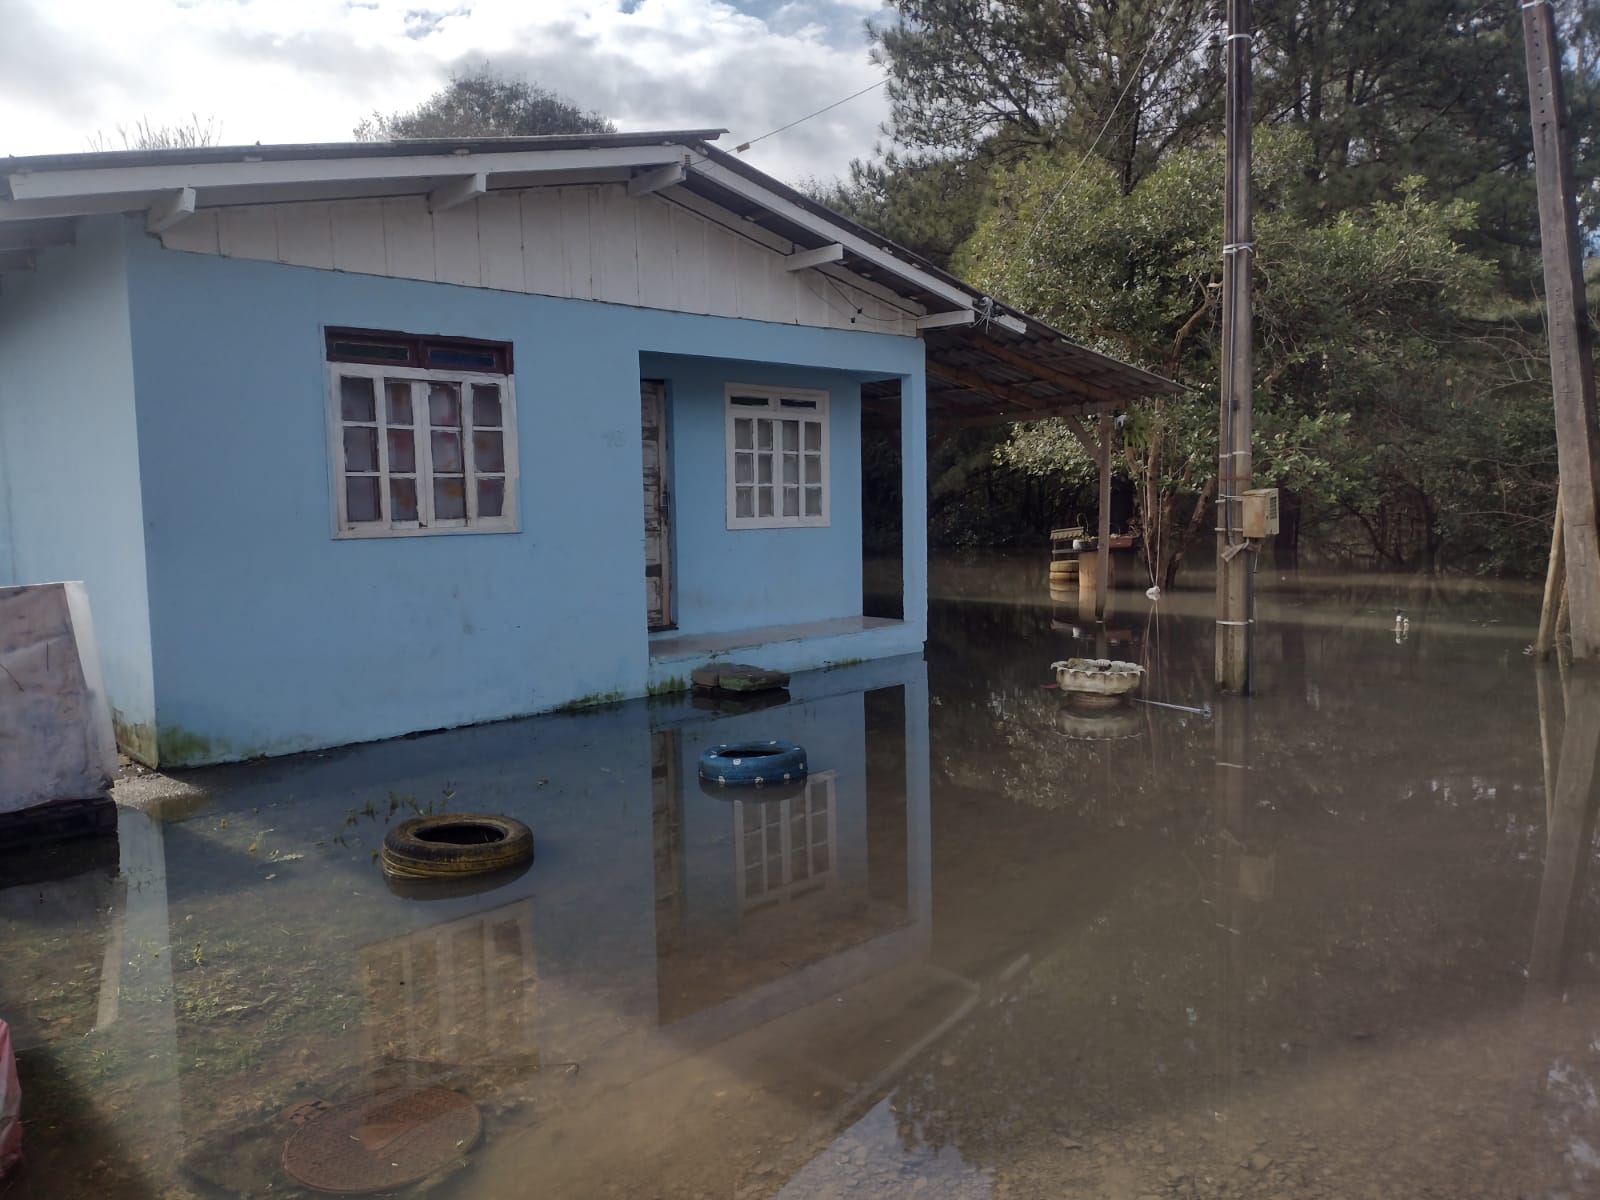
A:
867,0,1600,270
354,64,613,141
806,152,990,269
869,0,1222,189
841,0,1597,576
961,130,1546,577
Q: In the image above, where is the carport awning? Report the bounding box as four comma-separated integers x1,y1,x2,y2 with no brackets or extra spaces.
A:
865,318,1183,432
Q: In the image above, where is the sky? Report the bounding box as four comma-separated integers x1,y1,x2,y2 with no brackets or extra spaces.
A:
0,0,895,184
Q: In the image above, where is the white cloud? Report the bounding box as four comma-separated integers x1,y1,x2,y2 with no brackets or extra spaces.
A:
0,0,892,183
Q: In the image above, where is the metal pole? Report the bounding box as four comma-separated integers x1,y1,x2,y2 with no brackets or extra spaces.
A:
1521,0,1600,660
1216,0,1254,692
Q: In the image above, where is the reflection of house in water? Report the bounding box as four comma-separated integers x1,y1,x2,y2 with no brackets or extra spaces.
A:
361,900,537,1070
11,658,939,1197
649,676,927,1032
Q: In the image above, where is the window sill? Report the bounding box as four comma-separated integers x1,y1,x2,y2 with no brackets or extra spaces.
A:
333,523,520,540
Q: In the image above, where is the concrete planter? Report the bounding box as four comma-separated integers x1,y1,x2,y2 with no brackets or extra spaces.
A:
1051,658,1145,708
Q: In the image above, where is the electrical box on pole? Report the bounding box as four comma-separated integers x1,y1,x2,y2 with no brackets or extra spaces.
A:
1241,489,1279,539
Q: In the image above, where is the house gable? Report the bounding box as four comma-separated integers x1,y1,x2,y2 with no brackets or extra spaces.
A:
156,185,924,336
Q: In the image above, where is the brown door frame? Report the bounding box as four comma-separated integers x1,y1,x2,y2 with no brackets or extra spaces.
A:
642,380,675,630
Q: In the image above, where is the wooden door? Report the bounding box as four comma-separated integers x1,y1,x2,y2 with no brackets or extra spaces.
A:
641,381,673,630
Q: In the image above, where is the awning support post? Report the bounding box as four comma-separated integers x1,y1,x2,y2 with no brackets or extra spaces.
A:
1096,412,1113,620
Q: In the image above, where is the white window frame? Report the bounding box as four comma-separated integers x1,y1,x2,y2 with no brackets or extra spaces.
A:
724,384,830,530
327,362,520,539
733,771,838,916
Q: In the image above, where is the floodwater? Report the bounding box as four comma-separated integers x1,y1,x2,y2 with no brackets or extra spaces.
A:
3,553,1597,1200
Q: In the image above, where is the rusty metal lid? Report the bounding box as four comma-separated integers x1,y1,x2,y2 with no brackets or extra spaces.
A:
282,1086,481,1195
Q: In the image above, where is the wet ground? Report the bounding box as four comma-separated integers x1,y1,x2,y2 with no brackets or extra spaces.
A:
3,553,1596,1200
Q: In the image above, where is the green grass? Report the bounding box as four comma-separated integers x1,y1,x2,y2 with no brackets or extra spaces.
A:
553,689,625,713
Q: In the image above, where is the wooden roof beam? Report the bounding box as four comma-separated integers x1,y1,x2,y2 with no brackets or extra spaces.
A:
1060,413,1101,459
783,243,844,271
930,401,1118,432
427,173,486,213
918,309,976,330
627,161,687,197
145,186,195,234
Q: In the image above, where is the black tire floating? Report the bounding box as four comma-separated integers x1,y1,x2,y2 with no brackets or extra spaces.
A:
380,814,534,881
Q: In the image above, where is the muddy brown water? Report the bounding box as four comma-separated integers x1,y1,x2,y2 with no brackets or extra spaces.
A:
2,555,1596,1200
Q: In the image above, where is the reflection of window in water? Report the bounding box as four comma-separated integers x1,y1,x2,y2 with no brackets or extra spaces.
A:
360,900,535,1067
734,772,838,915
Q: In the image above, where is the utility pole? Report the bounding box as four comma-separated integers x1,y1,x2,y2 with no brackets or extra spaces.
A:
1216,0,1255,691
1522,0,1600,660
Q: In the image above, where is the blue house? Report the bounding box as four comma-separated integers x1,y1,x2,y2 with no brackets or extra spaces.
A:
0,132,1174,765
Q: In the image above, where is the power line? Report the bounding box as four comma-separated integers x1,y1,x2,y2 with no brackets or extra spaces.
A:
734,78,889,154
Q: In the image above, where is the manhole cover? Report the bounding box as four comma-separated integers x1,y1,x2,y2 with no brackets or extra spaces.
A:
282,1087,481,1195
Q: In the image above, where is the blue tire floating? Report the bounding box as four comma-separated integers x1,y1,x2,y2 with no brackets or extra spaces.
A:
697,740,808,788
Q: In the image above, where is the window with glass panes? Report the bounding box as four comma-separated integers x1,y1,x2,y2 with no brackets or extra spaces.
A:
326,329,517,537
725,386,828,529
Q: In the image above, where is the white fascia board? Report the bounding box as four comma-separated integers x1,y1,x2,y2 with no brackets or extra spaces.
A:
783,243,845,272
426,172,486,213
145,186,195,233
6,144,690,203
688,154,977,312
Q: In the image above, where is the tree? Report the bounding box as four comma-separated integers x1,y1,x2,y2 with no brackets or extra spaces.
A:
807,150,990,269
354,66,613,141
869,0,1222,192
866,0,1599,274
960,129,1521,583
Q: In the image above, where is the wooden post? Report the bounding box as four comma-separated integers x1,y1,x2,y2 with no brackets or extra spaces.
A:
1216,0,1255,692
1536,492,1566,661
1529,670,1600,990
1096,412,1113,620
1536,664,1563,827
1522,1,1600,660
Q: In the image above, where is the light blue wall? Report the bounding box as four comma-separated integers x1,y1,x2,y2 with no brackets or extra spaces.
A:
640,353,867,636
0,219,157,759
119,224,927,763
